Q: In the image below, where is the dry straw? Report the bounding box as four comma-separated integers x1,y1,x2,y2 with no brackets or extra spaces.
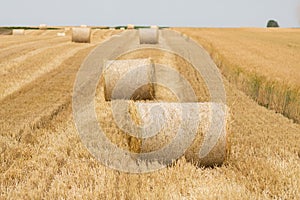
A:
12,29,25,36
57,32,66,37
139,28,159,44
101,100,230,167
72,27,91,43
103,59,155,101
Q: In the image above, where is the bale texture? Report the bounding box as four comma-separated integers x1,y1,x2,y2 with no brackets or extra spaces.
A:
97,100,230,167
12,29,25,36
72,27,91,43
139,28,159,44
103,59,155,101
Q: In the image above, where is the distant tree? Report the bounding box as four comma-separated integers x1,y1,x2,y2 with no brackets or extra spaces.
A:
267,20,279,28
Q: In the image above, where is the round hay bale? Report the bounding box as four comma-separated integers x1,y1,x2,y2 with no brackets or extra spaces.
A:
150,25,159,29
120,27,125,30
12,29,25,36
103,59,155,101
101,101,230,167
72,27,91,43
39,24,47,30
127,24,135,29
139,28,159,44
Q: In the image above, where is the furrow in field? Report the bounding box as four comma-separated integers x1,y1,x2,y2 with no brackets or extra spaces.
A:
0,35,64,50
0,43,94,100
0,37,69,62
0,45,96,139
0,30,117,139
0,42,70,74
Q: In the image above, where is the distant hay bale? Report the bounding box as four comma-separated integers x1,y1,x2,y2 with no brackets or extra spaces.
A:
109,27,116,30
57,32,66,37
150,25,159,29
72,27,91,43
127,24,135,29
12,29,25,36
80,24,88,28
120,27,125,30
139,28,159,44
39,24,47,30
103,101,230,167
103,59,155,101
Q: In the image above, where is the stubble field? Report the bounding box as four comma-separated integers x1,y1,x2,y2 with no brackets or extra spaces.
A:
0,28,299,199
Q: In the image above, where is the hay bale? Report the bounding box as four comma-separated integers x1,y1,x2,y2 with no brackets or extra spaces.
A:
120,27,125,30
72,27,91,43
139,28,159,44
103,59,155,101
12,29,25,35
127,24,135,29
57,32,66,37
150,25,159,29
80,24,88,28
103,101,230,167
39,24,47,30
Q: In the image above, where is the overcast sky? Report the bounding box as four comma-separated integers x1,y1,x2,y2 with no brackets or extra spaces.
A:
1,0,300,27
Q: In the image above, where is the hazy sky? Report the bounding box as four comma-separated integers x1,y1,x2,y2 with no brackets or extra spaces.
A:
1,0,300,27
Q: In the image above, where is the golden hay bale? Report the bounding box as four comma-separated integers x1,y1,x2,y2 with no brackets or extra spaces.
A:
12,29,25,35
101,100,230,167
103,59,155,101
120,27,125,30
72,27,91,43
57,32,66,37
39,24,47,30
80,24,88,28
139,28,159,44
127,24,135,29
150,25,159,29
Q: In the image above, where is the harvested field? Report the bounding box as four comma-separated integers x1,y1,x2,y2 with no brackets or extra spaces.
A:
175,28,300,123
0,28,299,199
